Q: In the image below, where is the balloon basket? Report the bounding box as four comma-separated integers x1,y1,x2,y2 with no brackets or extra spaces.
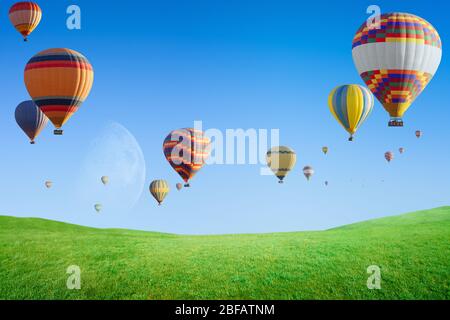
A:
30,141,35,145
24,38,28,42
389,119,403,127
184,183,190,187
348,136,354,142
54,129,63,135
278,180,284,184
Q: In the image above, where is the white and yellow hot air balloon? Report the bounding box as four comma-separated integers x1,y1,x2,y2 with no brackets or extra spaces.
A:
352,13,442,127
266,146,297,183
149,180,170,205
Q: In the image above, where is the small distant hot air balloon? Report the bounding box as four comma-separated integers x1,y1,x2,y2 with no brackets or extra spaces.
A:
45,181,52,189
24,48,94,135
94,204,102,213
176,183,183,191
9,2,42,41
163,128,211,187
101,176,109,185
303,166,315,181
352,13,442,127
325,181,329,186
266,146,297,183
149,180,170,205
415,130,422,139
328,85,374,141
399,147,405,154
15,100,48,144
322,147,328,155
385,151,394,163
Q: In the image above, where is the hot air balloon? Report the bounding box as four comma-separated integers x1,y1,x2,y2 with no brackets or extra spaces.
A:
24,48,94,135
266,146,297,184
415,130,422,139
399,147,405,154
352,13,442,127
9,2,42,41
325,181,329,186
101,176,109,185
45,181,52,189
176,183,183,191
149,180,170,205
385,151,394,163
94,204,102,213
303,166,314,181
15,100,48,144
322,147,328,155
328,84,374,141
163,128,210,187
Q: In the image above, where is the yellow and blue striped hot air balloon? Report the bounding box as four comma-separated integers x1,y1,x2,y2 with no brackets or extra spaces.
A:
328,84,374,141
266,146,297,183
149,180,170,206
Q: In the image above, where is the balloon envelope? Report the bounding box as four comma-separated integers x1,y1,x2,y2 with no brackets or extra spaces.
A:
352,13,442,127
415,130,422,138
266,146,297,183
45,181,52,189
163,128,210,187
94,204,102,212
322,147,328,155
15,100,48,144
385,152,394,163
399,147,405,154
328,84,374,140
9,2,42,41
24,48,94,134
303,166,315,181
149,180,170,205
101,176,109,185
176,183,183,191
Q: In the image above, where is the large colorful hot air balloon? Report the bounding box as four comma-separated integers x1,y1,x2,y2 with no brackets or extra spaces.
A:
303,166,315,181
415,130,422,138
266,146,296,183
176,183,183,191
352,13,442,127
15,100,48,144
149,180,170,205
328,84,374,141
9,2,42,41
385,151,394,163
322,146,328,155
101,176,109,185
24,48,94,135
163,128,210,187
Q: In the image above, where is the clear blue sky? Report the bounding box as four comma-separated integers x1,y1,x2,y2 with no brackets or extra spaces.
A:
0,0,449,234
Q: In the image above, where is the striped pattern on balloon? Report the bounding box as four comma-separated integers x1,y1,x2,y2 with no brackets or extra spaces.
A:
149,180,170,205
266,146,297,183
24,48,94,135
9,2,42,41
15,100,48,144
163,128,211,187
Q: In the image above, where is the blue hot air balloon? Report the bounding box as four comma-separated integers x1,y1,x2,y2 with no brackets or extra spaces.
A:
15,100,48,144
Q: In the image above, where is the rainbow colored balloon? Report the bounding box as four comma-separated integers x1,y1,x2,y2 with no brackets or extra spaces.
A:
352,13,442,127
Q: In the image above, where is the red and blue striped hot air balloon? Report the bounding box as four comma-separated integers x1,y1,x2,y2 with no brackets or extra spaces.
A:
24,48,94,135
163,128,210,187
9,2,42,41
15,100,48,144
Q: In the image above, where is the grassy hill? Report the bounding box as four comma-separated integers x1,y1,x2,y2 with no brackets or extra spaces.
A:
0,207,449,300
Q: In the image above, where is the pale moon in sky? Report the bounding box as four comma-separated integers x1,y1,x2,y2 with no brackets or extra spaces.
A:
77,122,146,214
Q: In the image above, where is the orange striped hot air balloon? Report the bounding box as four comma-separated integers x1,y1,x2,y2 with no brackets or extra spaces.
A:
24,48,94,135
163,128,211,187
9,2,42,41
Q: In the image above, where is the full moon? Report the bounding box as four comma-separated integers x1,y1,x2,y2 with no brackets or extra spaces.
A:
76,122,146,214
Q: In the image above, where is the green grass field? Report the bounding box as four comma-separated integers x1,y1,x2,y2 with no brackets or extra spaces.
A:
1,207,449,300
